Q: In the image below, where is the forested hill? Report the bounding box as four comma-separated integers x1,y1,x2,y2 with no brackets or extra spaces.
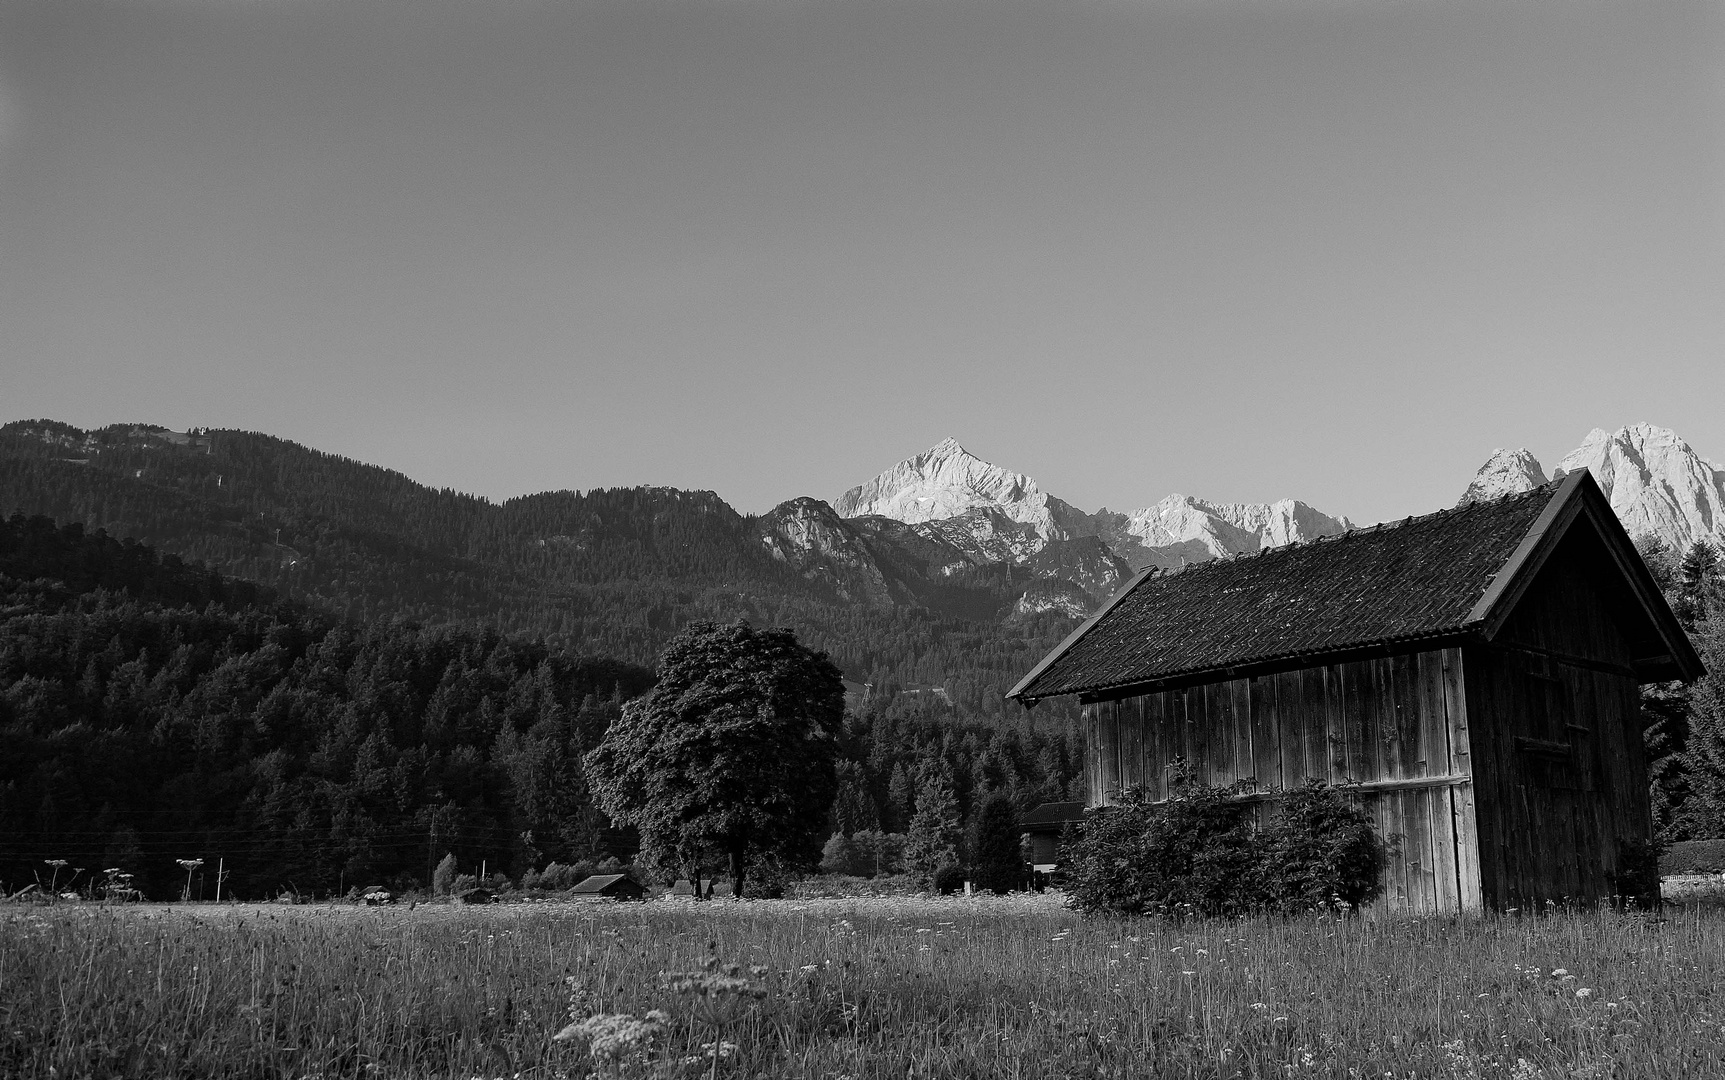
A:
0,420,1082,726
0,511,659,897
0,513,1087,899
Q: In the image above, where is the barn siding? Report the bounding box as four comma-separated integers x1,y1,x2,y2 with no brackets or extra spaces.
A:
1085,646,1477,914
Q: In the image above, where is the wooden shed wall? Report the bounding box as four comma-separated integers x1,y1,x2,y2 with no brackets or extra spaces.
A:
1462,531,1651,907
1085,646,1480,914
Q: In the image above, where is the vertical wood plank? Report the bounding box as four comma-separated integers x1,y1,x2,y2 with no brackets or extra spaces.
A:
1427,779,1460,913
1300,667,1330,787
1143,692,1164,802
1250,676,1282,794
1231,679,1254,792
1443,648,1483,911
1342,660,1372,784
1121,696,1144,795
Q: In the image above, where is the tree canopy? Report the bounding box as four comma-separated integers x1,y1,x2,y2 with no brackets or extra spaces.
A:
583,621,846,896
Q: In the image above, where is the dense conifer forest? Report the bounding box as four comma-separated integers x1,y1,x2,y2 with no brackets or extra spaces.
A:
0,511,1086,898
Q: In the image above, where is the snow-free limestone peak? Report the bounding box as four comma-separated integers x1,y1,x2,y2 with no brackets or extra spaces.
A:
833,438,1085,544
1553,424,1725,552
835,436,1358,597
1459,424,1725,554
1096,494,1353,570
1458,449,1549,506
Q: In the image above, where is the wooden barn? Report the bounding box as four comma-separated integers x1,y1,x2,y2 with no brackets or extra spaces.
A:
1006,473,1703,913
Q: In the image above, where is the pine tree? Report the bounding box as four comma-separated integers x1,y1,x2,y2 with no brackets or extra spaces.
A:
904,767,961,886
970,791,1025,894
1677,599,1725,839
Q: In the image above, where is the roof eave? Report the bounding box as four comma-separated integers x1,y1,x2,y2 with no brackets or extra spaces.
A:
1050,628,1485,704
1006,563,1160,705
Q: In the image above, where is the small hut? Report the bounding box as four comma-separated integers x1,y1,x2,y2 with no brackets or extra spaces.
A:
570,874,647,901
1018,801,1086,872
1007,473,1703,912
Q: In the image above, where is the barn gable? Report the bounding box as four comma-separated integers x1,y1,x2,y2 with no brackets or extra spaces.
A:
1008,472,1699,706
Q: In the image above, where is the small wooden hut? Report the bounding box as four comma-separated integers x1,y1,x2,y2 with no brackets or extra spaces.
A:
570,874,647,901
1018,801,1086,872
1007,473,1703,912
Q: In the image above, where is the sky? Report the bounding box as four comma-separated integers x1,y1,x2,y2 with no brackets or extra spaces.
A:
2,0,1721,525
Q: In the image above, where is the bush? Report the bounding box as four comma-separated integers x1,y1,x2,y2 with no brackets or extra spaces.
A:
785,873,920,899
932,863,967,895
852,830,907,876
1064,767,1385,919
1661,838,1725,874
1612,838,1664,908
431,853,457,897
1257,781,1385,912
520,861,596,892
821,833,862,876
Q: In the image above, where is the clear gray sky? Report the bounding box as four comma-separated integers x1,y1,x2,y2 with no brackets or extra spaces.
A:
3,0,1721,524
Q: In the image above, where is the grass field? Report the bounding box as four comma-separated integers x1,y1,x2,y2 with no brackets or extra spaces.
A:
5,894,1725,1079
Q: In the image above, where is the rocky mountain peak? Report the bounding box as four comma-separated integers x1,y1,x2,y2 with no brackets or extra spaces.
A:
833,439,1075,538
1552,423,1725,552
1458,448,1548,506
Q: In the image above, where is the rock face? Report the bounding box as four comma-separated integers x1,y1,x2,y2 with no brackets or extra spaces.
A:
1460,424,1725,553
1554,424,1725,552
1098,495,1352,570
1458,449,1549,506
834,438,1354,614
756,497,897,607
834,438,1089,546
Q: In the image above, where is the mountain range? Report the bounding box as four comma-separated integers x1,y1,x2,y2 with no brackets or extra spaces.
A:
0,418,1716,721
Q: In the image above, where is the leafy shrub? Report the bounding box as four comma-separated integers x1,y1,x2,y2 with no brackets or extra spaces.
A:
1064,766,1384,919
851,830,907,876
431,853,457,897
932,863,967,895
1611,838,1665,908
1064,773,1259,918
784,873,920,898
1660,838,1725,874
520,861,596,892
1257,781,1385,912
740,855,795,899
821,833,863,876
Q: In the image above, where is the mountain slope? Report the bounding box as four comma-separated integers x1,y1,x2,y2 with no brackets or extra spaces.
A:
0,421,1083,724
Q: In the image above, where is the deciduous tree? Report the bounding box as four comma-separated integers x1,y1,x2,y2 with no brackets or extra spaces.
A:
583,621,845,897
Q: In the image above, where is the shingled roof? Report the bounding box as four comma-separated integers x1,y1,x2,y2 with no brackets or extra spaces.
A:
1008,472,1702,704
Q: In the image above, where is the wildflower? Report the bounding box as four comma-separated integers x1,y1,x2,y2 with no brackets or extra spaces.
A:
553,1011,668,1064
1576,988,1593,998
1251,1003,1268,1011
1551,969,1570,978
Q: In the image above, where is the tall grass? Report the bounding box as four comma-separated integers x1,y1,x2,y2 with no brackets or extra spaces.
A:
3,897,1724,1078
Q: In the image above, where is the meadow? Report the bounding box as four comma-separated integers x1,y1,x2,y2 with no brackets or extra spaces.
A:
4,894,1725,1080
